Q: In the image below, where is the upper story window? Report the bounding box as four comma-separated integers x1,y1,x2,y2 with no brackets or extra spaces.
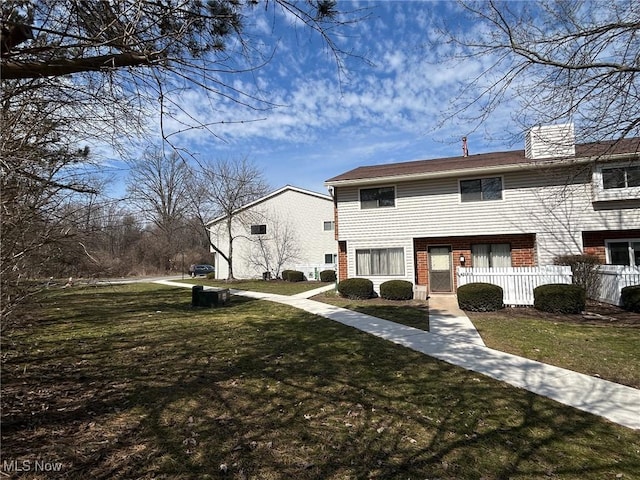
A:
602,166,640,189
360,186,395,209
250,224,266,235
593,162,640,202
460,177,503,202
323,221,335,231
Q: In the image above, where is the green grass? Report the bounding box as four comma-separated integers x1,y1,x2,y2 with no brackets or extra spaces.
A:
314,293,429,331
2,284,639,479
187,278,332,295
469,314,640,389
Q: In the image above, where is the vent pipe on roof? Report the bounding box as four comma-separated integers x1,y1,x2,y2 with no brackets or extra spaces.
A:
525,123,575,159
462,136,469,157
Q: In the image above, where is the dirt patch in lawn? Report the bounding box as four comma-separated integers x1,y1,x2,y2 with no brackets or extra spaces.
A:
467,299,640,327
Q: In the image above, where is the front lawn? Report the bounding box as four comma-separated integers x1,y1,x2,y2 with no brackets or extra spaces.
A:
2,284,639,479
467,306,640,389
189,278,332,296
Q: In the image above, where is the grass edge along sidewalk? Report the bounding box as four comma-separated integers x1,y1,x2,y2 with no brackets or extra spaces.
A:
155,279,640,430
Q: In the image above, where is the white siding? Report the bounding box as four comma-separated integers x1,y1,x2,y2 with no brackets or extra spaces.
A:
346,237,414,294
209,188,336,279
336,164,639,268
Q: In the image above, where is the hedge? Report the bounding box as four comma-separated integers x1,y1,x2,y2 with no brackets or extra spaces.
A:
320,270,336,282
533,284,586,314
337,278,374,299
457,283,504,312
621,285,640,313
380,280,413,300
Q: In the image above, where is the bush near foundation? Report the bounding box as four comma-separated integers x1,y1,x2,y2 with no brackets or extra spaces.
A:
380,280,414,300
621,285,640,312
457,283,504,312
284,270,304,282
337,278,374,299
320,270,336,282
534,284,586,314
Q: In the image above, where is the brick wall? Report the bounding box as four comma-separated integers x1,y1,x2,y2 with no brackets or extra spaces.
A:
583,229,640,264
337,241,347,282
414,233,536,291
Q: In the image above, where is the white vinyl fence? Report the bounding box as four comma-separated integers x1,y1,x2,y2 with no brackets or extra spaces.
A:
457,266,573,306
594,265,640,306
294,264,336,281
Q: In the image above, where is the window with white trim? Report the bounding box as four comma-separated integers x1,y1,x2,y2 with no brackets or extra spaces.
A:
323,221,335,231
324,253,337,264
593,163,640,201
460,177,503,202
250,224,266,235
606,240,640,266
602,166,640,189
356,248,405,276
360,186,395,209
471,243,512,268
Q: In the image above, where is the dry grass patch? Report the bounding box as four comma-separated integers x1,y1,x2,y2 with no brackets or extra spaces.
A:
2,284,639,479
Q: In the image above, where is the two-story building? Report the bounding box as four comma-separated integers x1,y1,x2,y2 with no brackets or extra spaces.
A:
207,185,337,280
325,125,640,297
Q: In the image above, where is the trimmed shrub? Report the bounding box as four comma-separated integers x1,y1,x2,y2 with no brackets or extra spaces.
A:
534,283,586,314
337,278,374,299
621,285,640,313
457,283,504,312
380,280,414,300
281,270,294,281
286,270,305,282
320,269,336,282
206,272,216,279
554,254,602,298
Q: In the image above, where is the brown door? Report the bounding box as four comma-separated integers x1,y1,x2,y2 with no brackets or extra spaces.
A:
429,246,452,292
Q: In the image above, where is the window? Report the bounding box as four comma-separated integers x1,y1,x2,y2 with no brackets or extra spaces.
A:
602,166,640,189
360,186,395,209
323,221,335,231
471,243,511,268
460,177,503,202
250,224,266,235
356,248,404,276
607,240,640,266
324,253,337,264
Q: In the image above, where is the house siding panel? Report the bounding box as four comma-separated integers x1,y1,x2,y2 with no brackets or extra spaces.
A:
210,187,337,279
333,162,638,289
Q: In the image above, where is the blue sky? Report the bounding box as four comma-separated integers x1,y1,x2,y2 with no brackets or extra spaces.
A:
106,0,528,198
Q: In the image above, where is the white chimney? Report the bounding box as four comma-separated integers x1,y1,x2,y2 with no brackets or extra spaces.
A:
525,123,575,159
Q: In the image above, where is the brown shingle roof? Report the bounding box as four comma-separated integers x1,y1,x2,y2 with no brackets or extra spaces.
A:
325,137,640,184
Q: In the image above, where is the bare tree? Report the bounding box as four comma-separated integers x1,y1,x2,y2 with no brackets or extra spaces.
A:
438,0,640,143
1,1,366,148
190,157,269,280
245,212,301,279
126,148,193,272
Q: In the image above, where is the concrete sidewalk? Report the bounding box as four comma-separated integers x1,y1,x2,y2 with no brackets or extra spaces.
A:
153,280,640,430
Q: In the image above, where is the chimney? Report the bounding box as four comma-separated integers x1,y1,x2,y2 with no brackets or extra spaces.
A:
525,123,575,159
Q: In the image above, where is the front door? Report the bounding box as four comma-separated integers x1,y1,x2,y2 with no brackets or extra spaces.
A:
429,246,452,293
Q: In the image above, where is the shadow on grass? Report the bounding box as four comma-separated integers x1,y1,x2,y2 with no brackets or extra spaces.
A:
2,284,639,479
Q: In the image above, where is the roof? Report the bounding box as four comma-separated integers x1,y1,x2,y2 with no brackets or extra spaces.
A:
206,185,332,226
325,137,640,186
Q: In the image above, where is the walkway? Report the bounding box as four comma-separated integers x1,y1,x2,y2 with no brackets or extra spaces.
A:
154,280,640,430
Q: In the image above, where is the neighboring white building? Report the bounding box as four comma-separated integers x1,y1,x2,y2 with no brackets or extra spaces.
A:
325,125,640,296
206,185,337,280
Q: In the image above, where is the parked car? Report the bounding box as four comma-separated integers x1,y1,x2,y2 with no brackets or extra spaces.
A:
189,264,215,277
